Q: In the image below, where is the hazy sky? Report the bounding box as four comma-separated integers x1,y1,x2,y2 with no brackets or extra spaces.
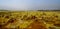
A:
0,0,60,10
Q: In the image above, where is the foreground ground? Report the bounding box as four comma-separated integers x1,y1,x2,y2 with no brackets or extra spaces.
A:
0,11,60,29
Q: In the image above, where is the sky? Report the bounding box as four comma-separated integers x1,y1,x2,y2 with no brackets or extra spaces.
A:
0,0,60,10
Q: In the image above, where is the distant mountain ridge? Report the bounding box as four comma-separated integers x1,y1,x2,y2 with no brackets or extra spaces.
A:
0,9,60,11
